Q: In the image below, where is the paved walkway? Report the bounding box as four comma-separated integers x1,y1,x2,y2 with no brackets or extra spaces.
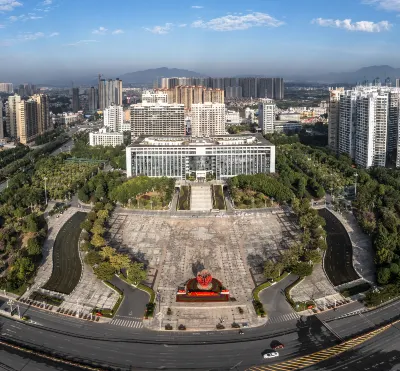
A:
190,184,212,211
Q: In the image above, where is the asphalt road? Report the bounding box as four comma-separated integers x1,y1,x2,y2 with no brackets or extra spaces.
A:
259,274,299,318
319,209,359,286
304,323,400,370
43,212,86,294
110,276,149,318
0,345,79,371
1,296,400,370
50,139,74,157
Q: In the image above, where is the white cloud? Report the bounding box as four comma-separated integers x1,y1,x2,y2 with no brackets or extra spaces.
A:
0,0,22,12
0,24,5,28
364,0,400,11
9,13,43,22
312,17,392,32
42,0,52,4
192,5,203,8
144,23,173,34
67,39,98,46
112,29,124,34
191,12,284,31
92,26,107,35
48,31,59,37
19,32,45,40
178,23,187,27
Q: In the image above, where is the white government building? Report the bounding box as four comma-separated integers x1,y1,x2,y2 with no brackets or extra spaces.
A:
126,134,275,180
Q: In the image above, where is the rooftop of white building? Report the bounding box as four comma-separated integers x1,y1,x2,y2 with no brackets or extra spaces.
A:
130,134,272,147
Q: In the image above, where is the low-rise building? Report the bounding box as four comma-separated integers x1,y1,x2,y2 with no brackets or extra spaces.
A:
274,121,302,133
126,134,275,180
278,113,301,122
89,130,123,147
225,110,241,125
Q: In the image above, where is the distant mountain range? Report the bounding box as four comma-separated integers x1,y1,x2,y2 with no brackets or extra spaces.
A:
299,65,400,84
118,65,400,85
120,67,206,84
37,65,400,87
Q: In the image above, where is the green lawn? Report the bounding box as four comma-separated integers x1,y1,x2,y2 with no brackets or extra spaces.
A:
178,186,190,210
213,185,226,210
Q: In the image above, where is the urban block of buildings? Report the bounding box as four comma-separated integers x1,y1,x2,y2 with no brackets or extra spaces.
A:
4,93,51,144
328,84,400,168
160,77,284,100
126,134,275,180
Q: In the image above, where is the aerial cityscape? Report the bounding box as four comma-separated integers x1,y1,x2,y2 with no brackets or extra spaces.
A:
2,0,400,370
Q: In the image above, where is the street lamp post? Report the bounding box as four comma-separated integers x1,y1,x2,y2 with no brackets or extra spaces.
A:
354,172,358,198
44,177,48,205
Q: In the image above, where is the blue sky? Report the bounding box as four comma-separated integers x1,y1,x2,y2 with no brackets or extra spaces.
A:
1,0,400,82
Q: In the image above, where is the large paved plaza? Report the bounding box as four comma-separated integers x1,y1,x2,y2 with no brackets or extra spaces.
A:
108,211,300,329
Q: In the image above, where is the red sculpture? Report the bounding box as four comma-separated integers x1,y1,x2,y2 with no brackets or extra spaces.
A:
196,269,213,289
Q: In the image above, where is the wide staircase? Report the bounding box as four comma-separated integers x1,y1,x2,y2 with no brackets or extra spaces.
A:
190,184,213,211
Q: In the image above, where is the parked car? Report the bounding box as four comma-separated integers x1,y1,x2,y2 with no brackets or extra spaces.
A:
271,341,284,350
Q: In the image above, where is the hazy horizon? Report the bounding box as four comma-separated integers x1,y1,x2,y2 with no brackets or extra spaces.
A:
1,0,400,83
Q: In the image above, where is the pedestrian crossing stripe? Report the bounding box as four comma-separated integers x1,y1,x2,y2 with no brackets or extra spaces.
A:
110,318,143,328
246,322,393,371
267,313,300,324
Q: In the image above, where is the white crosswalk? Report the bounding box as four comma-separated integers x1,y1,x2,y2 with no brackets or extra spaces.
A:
110,318,143,328
267,312,300,324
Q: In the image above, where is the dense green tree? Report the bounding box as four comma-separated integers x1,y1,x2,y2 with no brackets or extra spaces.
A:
25,214,38,233
109,254,131,272
377,267,391,285
263,260,283,280
390,263,399,275
80,220,93,232
291,262,313,277
304,249,322,264
91,224,105,236
14,257,35,282
97,209,109,219
27,237,41,256
84,251,102,266
127,262,147,285
93,262,115,281
99,246,116,260
91,234,106,248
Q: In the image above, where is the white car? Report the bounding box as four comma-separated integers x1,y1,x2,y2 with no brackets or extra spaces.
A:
263,352,279,359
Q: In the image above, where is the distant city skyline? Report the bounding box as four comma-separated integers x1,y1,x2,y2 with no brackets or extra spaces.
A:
1,0,400,82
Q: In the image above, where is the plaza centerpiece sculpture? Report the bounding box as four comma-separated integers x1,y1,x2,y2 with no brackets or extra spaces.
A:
176,269,230,302
196,269,213,290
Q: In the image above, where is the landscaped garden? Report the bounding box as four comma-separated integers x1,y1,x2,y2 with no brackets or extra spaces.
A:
32,156,99,201
228,174,292,209
178,186,190,210
212,185,225,210
110,176,175,210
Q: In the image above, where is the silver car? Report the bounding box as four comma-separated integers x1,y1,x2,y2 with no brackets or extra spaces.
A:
263,352,279,359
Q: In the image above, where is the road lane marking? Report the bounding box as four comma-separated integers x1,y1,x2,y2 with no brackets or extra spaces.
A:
247,322,392,370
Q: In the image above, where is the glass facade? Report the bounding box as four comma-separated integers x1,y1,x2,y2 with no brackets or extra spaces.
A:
127,135,275,179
